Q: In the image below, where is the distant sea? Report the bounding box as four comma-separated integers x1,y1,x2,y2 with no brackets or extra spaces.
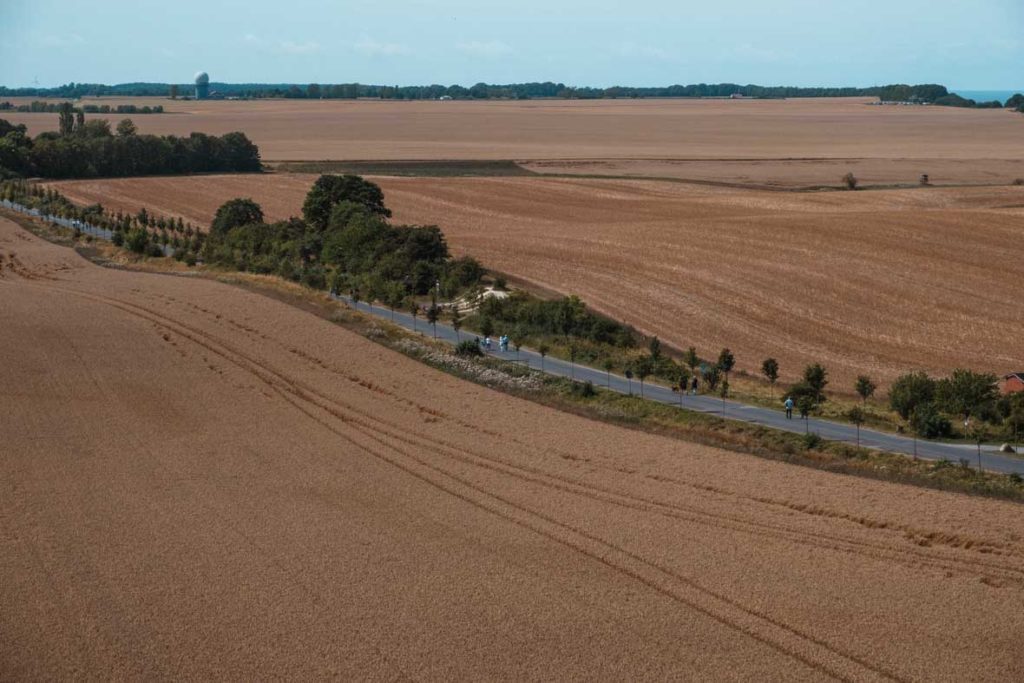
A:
952,89,1022,104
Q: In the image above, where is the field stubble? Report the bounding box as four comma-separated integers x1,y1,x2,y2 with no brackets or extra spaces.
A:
3,214,1024,679
45,173,1024,386
6,97,1024,184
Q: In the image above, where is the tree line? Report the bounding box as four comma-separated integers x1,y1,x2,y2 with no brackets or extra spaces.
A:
5,171,1021,445
6,81,1021,107
0,101,164,114
0,106,261,179
201,174,486,302
1,179,207,262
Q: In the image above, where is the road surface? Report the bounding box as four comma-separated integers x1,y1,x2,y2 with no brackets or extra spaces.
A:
338,295,1024,475
3,200,1017,474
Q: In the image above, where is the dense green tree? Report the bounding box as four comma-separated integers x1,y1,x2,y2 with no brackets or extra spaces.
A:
0,116,261,179
211,198,264,236
889,371,936,421
802,363,829,404
936,369,999,425
78,119,112,138
302,174,391,233
58,102,75,137
219,131,262,171
909,402,952,439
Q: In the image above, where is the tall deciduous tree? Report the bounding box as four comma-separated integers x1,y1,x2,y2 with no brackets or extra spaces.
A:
302,174,391,233
211,198,264,236
936,369,999,427
58,102,75,137
889,371,935,421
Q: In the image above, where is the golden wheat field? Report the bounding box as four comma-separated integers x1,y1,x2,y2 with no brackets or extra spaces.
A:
45,173,1024,385
3,214,1024,679
6,97,1024,185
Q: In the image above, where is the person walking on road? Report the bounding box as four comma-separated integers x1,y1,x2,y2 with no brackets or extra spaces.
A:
691,376,699,395
784,396,794,419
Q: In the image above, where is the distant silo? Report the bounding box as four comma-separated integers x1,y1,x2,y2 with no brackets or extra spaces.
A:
194,72,210,99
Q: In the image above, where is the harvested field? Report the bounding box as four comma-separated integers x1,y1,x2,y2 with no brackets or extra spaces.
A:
7,97,1024,185
45,174,1024,386
521,157,1024,189
4,213,1024,680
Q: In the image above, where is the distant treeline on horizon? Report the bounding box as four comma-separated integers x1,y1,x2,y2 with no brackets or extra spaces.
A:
1,82,1021,109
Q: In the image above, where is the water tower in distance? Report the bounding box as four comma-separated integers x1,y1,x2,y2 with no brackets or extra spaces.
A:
194,72,210,99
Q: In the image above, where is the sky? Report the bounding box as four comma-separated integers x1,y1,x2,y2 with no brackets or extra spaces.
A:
1,0,1022,89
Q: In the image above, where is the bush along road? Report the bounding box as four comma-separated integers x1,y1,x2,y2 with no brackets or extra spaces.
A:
333,294,1024,475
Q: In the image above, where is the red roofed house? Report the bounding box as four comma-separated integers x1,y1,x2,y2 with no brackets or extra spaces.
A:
1002,373,1024,395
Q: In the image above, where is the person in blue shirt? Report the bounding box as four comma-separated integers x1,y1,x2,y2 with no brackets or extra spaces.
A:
784,396,794,419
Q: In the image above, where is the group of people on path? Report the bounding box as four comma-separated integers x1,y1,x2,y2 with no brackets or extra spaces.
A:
477,334,511,352
469,328,799,423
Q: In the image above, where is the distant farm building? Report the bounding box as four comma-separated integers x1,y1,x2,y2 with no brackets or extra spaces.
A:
1002,372,1024,395
195,72,210,100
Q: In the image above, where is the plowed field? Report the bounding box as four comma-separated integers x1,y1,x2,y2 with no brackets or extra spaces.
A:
46,175,1024,385
3,213,1024,679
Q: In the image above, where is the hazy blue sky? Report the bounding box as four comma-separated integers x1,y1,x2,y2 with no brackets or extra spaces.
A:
2,0,1021,88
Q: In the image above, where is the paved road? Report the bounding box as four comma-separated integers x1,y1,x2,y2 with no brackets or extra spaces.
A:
6,199,1018,474
336,295,1024,475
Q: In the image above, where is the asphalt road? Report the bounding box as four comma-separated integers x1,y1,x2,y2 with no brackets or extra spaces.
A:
6,200,1018,475
336,295,1024,475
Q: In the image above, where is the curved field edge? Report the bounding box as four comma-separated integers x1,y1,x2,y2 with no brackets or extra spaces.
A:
8,206,1023,503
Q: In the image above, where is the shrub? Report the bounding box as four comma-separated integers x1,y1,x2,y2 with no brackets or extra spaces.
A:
184,253,197,267
842,172,858,190
300,265,327,290
569,380,597,398
277,257,298,281
910,403,952,438
124,228,149,253
455,339,483,357
145,242,165,258
802,432,823,450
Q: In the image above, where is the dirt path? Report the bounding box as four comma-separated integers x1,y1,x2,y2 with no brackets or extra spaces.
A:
2,215,1024,680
